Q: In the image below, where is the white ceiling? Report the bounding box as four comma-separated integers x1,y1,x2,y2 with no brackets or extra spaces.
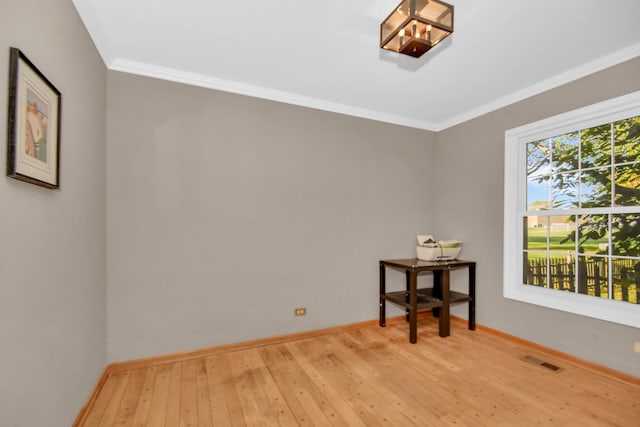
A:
73,0,640,131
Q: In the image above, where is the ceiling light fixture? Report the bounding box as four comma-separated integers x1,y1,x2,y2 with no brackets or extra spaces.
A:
381,0,454,58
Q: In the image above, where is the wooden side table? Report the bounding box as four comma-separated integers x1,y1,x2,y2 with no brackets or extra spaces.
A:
379,258,476,343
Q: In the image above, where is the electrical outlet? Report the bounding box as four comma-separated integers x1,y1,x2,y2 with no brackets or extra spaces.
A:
634,342,640,353
294,307,307,316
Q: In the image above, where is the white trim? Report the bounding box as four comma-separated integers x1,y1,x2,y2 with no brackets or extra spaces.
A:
505,283,640,328
108,58,439,131
439,43,640,131
504,90,640,329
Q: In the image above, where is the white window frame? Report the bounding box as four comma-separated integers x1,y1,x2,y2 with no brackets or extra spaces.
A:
504,90,640,328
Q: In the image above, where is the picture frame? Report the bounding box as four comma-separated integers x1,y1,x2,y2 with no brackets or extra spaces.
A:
6,47,61,189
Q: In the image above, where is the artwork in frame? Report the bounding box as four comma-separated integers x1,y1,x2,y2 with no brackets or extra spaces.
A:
6,47,61,189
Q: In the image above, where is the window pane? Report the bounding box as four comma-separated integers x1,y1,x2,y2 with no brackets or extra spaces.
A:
524,252,547,287
614,163,640,207
524,216,547,251
577,256,609,299
581,166,611,208
549,215,576,254
612,258,640,304
581,124,611,169
611,213,640,257
527,139,550,178
549,255,575,291
552,172,578,209
551,132,579,172
528,176,549,209
614,116,640,164
577,214,609,255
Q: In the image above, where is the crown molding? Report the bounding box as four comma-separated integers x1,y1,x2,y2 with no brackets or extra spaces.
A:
108,58,439,132
435,42,640,131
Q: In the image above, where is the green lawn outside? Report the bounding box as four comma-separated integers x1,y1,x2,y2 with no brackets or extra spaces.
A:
525,227,607,257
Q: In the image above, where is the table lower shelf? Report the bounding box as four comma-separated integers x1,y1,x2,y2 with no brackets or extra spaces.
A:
382,288,471,311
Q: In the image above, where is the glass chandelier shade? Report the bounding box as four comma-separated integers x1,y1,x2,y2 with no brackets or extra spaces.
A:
381,0,454,58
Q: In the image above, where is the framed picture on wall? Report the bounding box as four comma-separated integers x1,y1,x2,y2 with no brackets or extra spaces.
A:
6,47,61,189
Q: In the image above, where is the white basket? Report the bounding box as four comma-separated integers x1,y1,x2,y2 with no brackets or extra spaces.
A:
416,245,461,261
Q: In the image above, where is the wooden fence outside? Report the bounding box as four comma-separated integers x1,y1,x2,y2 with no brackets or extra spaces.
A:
525,257,640,304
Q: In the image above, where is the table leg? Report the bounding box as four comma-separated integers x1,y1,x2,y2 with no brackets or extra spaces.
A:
379,262,386,327
439,269,450,337
405,270,410,322
432,270,442,318
469,263,476,331
409,270,418,343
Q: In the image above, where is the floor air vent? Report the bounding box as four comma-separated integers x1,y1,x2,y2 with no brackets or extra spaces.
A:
521,355,563,372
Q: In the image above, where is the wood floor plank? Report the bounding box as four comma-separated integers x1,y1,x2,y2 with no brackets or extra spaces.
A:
114,369,147,425
78,317,640,426
163,361,183,426
97,372,130,427
179,359,199,426
144,364,171,426
227,350,271,425
129,366,157,426
204,354,242,427
195,358,214,427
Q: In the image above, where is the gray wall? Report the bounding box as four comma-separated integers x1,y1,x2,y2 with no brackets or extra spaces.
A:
106,72,436,362
435,57,640,376
0,1,107,426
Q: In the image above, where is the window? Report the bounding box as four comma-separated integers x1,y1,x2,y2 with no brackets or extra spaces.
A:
504,91,640,328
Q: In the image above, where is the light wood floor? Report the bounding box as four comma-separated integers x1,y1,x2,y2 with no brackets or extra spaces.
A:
77,317,640,426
